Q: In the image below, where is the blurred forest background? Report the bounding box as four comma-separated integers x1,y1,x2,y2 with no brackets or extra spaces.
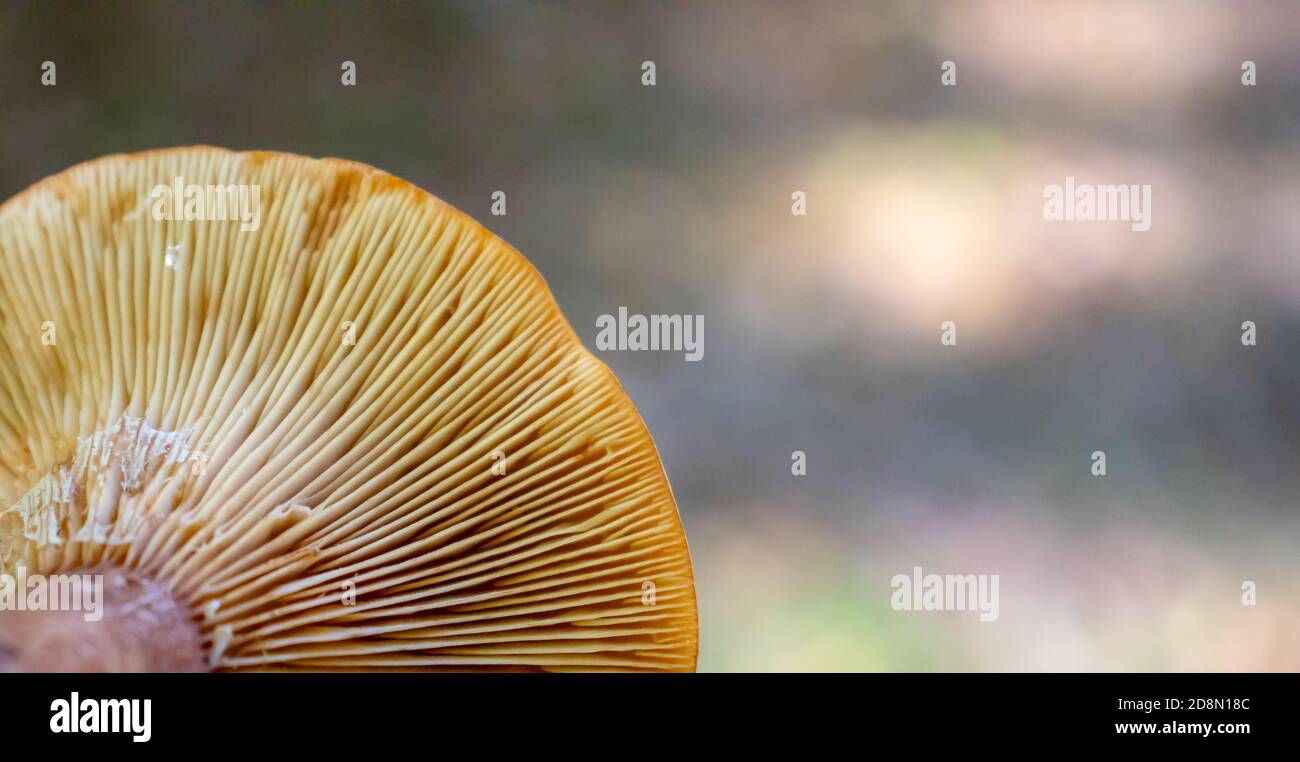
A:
0,0,1296,670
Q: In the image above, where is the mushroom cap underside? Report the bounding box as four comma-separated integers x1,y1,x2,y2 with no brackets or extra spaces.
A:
0,147,698,671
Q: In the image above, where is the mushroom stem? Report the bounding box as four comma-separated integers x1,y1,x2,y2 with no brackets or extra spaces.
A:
0,567,207,672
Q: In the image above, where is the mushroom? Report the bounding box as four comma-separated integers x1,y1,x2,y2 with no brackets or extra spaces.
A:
0,147,697,672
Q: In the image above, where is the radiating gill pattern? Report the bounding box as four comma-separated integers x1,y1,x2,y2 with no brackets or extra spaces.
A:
0,148,697,671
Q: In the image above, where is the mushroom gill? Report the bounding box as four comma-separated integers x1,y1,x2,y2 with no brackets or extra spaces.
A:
0,147,697,672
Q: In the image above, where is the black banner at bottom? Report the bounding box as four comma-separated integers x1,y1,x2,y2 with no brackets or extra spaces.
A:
5,673,1287,750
